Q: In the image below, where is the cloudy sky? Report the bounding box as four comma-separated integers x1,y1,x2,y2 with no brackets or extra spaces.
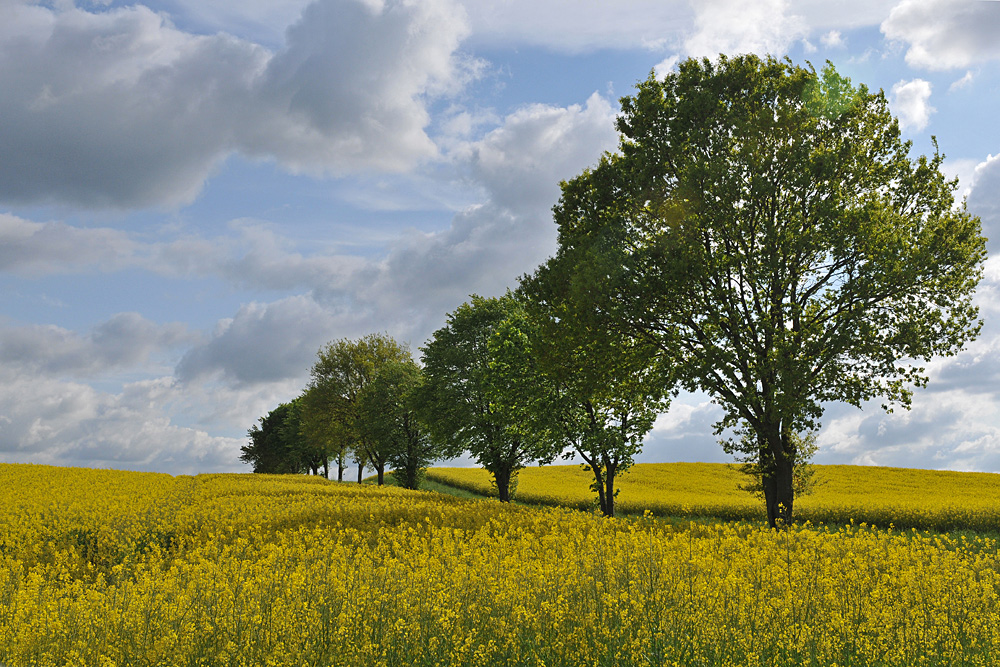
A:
2,0,1000,476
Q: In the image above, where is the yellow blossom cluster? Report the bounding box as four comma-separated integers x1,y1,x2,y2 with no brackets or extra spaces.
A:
2,462,1000,666
427,462,1000,531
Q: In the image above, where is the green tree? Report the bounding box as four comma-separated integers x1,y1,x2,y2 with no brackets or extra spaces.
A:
358,358,438,490
304,333,412,485
416,293,561,502
298,387,348,480
493,281,669,516
551,55,986,527
241,401,306,474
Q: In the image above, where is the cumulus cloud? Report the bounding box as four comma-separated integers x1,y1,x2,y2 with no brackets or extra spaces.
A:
460,0,693,52
175,92,620,387
0,213,138,275
166,0,901,55
175,295,349,386
0,313,193,377
0,371,244,473
820,30,844,48
683,0,808,58
0,0,476,209
882,0,1000,70
967,153,1000,254
341,93,620,336
889,78,935,132
246,0,479,174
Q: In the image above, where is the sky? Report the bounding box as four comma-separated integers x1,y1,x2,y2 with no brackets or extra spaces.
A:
2,0,1000,477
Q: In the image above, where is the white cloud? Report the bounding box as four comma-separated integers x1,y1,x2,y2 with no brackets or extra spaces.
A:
457,93,618,214
174,295,348,386
0,0,477,209
164,0,901,54
882,0,1000,70
683,0,809,58
940,157,981,199
967,153,1000,255
949,70,975,92
0,213,139,275
246,0,481,175
0,313,193,377
461,0,693,53
890,78,935,132
820,29,844,48
171,92,619,387
653,55,680,79
0,371,243,474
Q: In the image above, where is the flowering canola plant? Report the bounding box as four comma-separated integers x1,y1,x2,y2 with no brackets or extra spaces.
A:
427,462,1000,532
2,462,1000,666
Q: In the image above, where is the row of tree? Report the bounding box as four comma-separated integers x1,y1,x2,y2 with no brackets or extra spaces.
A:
241,334,436,490
244,54,987,527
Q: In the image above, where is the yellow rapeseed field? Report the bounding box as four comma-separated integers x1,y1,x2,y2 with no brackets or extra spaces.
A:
2,462,1000,666
426,462,1000,532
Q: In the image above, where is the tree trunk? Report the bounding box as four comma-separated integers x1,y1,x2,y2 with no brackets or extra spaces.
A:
773,451,794,527
403,462,419,490
322,459,329,480
604,462,617,518
357,461,364,484
337,452,345,482
376,462,385,486
494,467,512,503
592,465,607,516
763,426,795,528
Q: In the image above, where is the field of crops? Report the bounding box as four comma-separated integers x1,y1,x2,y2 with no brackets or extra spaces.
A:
426,462,1000,532
3,462,1000,666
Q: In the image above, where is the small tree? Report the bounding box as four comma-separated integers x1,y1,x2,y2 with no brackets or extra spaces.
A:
305,333,412,485
241,401,306,474
359,358,438,490
416,293,561,502
491,281,670,517
299,387,348,480
723,425,819,502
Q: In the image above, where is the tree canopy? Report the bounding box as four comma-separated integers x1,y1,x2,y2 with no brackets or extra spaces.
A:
358,356,438,490
240,400,307,474
550,55,986,526
303,333,414,485
513,269,670,516
416,293,562,501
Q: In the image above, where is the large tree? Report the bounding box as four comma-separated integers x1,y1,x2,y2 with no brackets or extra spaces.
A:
304,333,412,485
416,293,561,502
552,55,986,527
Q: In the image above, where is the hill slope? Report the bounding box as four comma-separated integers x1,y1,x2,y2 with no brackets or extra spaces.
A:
427,462,1000,531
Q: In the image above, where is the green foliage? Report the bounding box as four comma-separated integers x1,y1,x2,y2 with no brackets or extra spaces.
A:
359,357,439,490
517,261,672,517
241,401,307,474
415,292,561,502
724,427,820,499
551,54,986,526
304,333,415,484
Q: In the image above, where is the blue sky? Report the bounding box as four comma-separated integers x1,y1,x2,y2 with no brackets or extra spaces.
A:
2,0,1000,476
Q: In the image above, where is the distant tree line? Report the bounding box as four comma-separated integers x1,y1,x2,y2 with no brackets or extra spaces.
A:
243,55,986,527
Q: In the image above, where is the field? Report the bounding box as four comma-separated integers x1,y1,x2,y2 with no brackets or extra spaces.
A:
2,463,1000,666
427,462,1000,532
